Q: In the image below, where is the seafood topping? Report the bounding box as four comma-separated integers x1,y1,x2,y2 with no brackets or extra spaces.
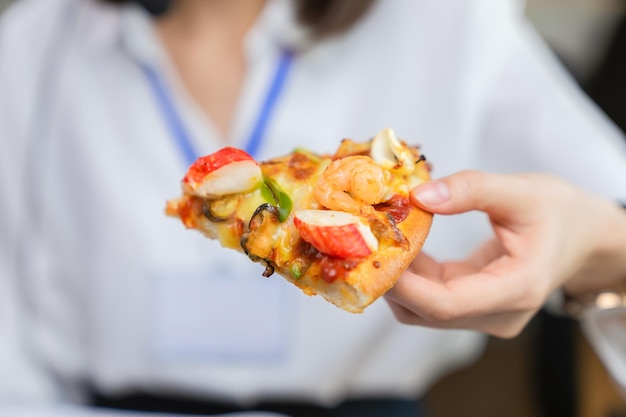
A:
183,147,262,197
314,155,387,218
201,195,239,222
241,204,281,261
370,128,415,175
294,209,378,258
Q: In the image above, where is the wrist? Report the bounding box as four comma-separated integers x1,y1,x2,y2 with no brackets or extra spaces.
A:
561,201,626,318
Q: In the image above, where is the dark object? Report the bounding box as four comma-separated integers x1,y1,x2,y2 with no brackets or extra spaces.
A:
90,390,426,417
101,0,171,16
584,16,626,134
295,0,376,40
103,0,172,16
533,310,579,417
98,0,377,39
135,0,171,16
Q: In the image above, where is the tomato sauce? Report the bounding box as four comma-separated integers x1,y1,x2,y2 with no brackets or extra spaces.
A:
319,254,359,283
374,194,411,223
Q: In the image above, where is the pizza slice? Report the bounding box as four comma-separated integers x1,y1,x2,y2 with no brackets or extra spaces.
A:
165,128,433,313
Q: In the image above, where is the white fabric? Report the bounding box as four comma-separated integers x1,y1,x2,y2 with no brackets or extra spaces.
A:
0,405,285,417
1,0,626,407
581,308,626,399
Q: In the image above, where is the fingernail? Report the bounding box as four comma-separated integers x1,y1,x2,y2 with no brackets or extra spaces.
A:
413,181,450,206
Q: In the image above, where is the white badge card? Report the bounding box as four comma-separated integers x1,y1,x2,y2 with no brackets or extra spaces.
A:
148,255,291,362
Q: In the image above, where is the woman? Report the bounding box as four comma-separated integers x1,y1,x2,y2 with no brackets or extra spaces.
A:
1,0,625,415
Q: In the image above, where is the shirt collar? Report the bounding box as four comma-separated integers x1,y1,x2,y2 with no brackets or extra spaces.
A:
247,0,313,55
118,0,311,69
118,2,166,67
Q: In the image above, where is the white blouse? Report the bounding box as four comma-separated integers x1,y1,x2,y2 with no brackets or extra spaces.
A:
1,0,625,405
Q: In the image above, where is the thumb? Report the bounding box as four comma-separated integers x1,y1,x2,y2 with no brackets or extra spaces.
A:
411,170,534,220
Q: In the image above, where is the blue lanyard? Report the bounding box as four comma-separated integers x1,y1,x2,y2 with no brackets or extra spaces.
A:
141,49,294,166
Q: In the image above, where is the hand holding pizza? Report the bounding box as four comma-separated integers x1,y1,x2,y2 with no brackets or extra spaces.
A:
385,170,626,338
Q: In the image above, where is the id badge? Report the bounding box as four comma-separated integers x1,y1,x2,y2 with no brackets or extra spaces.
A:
148,254,291,362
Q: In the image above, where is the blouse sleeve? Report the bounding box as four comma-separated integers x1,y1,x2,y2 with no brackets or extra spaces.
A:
0,0,72,403
472,7,626,203
472,6,626,395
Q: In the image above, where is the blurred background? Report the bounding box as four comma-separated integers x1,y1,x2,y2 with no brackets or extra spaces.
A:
432,2,626,417
430,2,626,417
0,0,11,13
0,0,624,416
